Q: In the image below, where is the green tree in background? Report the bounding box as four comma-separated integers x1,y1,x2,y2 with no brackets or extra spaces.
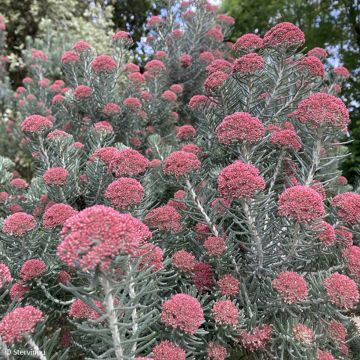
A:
222,0,360,183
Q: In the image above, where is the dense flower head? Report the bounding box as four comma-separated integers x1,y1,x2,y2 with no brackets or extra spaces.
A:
0,306,43,344
161,294,204,334
123,97,142,110
335,226,353,248
90,147,119,165
0,264,12,288
278,186,324,222
43,203,77,229
94,121,113,133
124,63,140,73
170,84,183,93
337,176,348,185
72,40,91,52
31,49,48,61
216,112,265,144
57,205,152,271
47,129,70,140
105,178,144,209
206,59,232,74
233,33,264,52
43,167,69,186
134,243,163,271
163,150,201,177
21,114,53,133
2,212,36,236
212,300,239,326
317,350,336,360
74,85,92,100
171,250,196,272
68,299,103,320
238,324,272,352
206,27,224,42
218,160,265,199
204,71,228,92
204,236,226,256
293,324,314,345
10,178,28,189
110,148,150,177
333,66,350,79
272,272,308,303
57,270,71,284
264,22,305,47
218,274,240,297
91,55,117,73
331,192,360,224
128,72,145,85
313,221,336,246
9,283,29,300
189,94,211,109
175,125,196,140
147,15,162,27
61,50,80,64
0,191,9,203
233,53,264,74
145,205,182,233
193,262,214,291
152,341,186,360
217,14,235,25
145,60,166,74
20,259,46,281
161,90,177,102
298,56,324,77
343,246,360,279
199,51,215,63
207,342,228,360
307,47,327,59
290,93,349,132
268,122,301,150
328,320,347,344
323,272,359,309
179,53,192,67
103,102,120,115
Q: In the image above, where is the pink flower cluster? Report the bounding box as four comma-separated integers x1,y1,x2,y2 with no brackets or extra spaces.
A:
216,112,265,144
161,294,204,334
313,221,336,246
328,320,347,344
307,47,327,60
91,55,117,73
207,342,228,360
0,306,43,344
290,93,349,132
217,160,265,199
292,324,314,344
207,59,231,74
43,167,69,186
152,341,186,360
264,22,305,47
0,264,12,288
145,60,166,75
204,236,226,256
238,324,272,352
175,125,196,140
193,262,214,291
233,33,264,52
74,85,92,100
42,203,77,229
110,148,150,177
20,259,46,281
298,56,324,77
268,122,301,151
69,299,103,320
331,192,360,224
232,53,264,74
105,178,144,209
2,212,36,236
323,272,359,309
61,50,80,65
212,300,239,326
278,186,324,222
272,272,308,303
163,150,201,177
343,246,360,279
57,205,152,271
21,115,53,133
145,205,182,233
218,274,239,297
171,250,196,272
204,71,228,92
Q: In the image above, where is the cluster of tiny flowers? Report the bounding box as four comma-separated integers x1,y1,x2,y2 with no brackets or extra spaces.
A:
328,320,347,344
264,22,305,47
123,97,142,110
298,55,324,77
175,125,196,140
20,259,46,281
152,341,186,360
163,150,201,177
105,178,144,209
103,102,120,115
94,121,113,133
161,294,204,334
43,167,69,186
10,178,28,189
0,264,12,288
193,262,214,291
313,221,336,246
145,205,182,233
289,93,349,132
335,226,353,248
216,112,265,144
272,272,308,303
207,59,232,74
91,55,117,73
21,114,53,133
68,299,103,320
292,324,314,345
232,53,264,74
278,186,324,222
171,250,196,272
206,27,224,42
135,243,164,272
204,236,226,256
145,59,166,75
333,66,350,79
268,122,302,151
307,47,327,59
179,53,191,67
57,270,71,284
61,50,80,64
2,212,36,236
233,33,264,52
57,205,151,271
323,272,359,309
0,306,43,344
110,149,150,177
204,71,228,92
337,175,348,185
317,350,336,360
217,274,239,296
342,246,360,279
238,325,272,351
189,94,211,109
212,300,239,326
9,283,29,300
43,203,77,229
331,192,360,224
47,130,70,140
207,342,228,360
217,160,265,199
74,85,92,100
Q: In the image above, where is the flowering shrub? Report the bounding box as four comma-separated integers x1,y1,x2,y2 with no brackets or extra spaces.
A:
0,1,359,360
